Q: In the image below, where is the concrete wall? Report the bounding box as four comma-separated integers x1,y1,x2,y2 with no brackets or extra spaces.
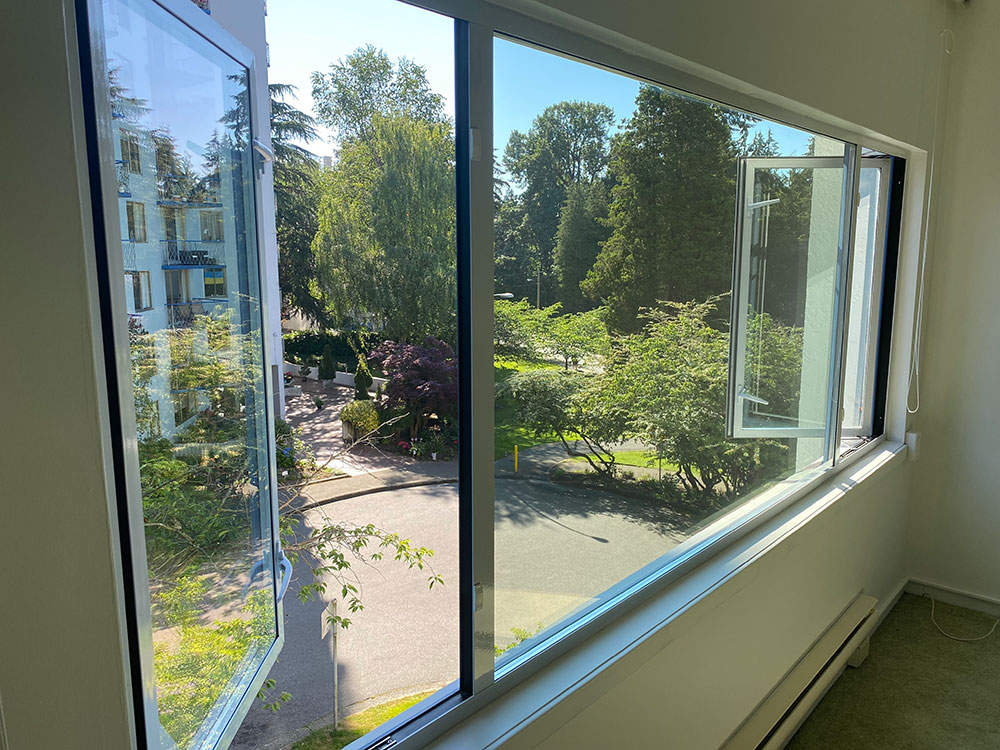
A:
907,0,1000,602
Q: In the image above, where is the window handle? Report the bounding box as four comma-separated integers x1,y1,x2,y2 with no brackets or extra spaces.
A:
252,139,274,163
276,552,293,603
738,388,769,406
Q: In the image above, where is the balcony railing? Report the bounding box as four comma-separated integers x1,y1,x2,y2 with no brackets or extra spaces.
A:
116,161,130,197
166,301,204,329
162,240,221,266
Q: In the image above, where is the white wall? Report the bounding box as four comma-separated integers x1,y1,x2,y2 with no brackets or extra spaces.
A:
906,0,1000,602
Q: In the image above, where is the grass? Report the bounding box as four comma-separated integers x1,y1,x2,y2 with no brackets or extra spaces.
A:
571,449,680,473
291,692,435,750
493,356,565,460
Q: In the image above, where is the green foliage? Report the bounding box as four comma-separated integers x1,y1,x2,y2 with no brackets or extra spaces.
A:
283,330,355,367
543,307,610,370
314,113,456,343
271,83,327,324
291,692,434,750
353,361,373,400
311,45,445,144
605,299,794,495
493,357,563,459
340,399,380,437
500,101,615,306
498,368,622,474
154,583,278,747
554,181,610,312
319,343,337,380
582,87,741,331
275,418,315,473
493,299,548,359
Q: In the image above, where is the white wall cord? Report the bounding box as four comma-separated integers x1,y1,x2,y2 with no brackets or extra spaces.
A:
925,593,999,642
907,28,955,415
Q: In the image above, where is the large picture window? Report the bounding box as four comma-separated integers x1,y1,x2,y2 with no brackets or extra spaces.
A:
83,2,903,749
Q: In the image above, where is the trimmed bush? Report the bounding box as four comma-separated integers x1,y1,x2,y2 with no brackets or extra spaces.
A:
354,362,373,400
283,330,355,367
340,399,380,437
319,343,336,380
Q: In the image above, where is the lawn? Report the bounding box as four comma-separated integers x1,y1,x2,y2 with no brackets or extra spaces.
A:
493,356,564,460
291,692,435,750
571,449,677,471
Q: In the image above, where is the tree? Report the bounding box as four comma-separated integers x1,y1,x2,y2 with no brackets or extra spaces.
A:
270,83,327,324
368,337,458,439
502,101,614,307
544,307,609,370
311,45,445,143
313,114,457,343
553,181,610,312
498,368,622,474
582,87,740,331
604,299,795,495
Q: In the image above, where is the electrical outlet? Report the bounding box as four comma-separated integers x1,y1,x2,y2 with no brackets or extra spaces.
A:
905,432,920,461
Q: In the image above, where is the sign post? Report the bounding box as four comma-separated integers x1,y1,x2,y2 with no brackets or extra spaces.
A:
321,600,339,727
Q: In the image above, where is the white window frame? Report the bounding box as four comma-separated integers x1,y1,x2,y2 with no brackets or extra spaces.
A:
74,0,925,748
79,0,287,748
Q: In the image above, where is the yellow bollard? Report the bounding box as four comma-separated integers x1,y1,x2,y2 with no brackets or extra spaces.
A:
514,444,518,473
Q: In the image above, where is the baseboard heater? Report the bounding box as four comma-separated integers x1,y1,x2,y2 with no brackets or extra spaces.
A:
720,593,878,750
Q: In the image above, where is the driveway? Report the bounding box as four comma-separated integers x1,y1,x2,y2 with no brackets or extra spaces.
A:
232,465,693,749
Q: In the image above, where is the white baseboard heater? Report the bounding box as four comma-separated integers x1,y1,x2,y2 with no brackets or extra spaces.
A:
721,593,878,750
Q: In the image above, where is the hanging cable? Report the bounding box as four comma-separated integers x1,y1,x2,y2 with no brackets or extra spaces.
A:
907,27,955,414
925,593,999,642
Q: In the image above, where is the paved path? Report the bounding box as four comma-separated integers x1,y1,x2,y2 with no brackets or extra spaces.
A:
232,464,693,749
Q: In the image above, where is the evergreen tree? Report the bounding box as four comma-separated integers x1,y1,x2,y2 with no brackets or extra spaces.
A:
553,181,610,312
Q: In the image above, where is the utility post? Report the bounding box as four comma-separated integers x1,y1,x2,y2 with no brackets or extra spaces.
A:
321,600,339,727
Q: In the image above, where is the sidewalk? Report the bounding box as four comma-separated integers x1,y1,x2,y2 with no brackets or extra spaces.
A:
296,461,458,510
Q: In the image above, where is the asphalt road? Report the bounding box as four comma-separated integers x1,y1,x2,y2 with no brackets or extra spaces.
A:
232,472,690,749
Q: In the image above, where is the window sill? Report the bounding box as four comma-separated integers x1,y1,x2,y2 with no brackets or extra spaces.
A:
399,441,907,750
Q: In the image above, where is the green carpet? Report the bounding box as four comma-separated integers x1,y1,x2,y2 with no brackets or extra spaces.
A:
786,593,1000,750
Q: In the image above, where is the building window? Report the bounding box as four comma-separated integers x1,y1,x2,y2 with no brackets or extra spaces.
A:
125,270,152,311
125,200,146,242
171,390,199,425
164,268,189,304
120,130,141,173
203,267,225,297
162,206,186,242
200,209,224,241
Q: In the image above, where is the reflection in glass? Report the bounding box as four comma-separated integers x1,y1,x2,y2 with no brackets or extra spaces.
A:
102,0,275,746
493,37,849,661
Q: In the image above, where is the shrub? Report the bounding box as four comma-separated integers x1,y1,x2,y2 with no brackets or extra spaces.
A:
354,362,373,400
319,343,336,380
340,399,380,438
368,337,458,439
282,330,354,366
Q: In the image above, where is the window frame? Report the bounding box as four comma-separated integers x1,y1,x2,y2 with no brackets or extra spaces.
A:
125,270,152,311
202,266,226,298
77,0,287,748
125,200,147,242
78,0,917,748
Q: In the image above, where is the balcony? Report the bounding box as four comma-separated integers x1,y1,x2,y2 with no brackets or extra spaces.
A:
166,301,204,329
162,240,221,267
115,160,130,197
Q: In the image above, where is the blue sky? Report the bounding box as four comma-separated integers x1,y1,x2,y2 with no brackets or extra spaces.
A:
266,0,817,162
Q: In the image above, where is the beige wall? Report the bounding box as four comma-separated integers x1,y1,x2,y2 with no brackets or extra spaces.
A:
907,0,1000,601
0,4,134,749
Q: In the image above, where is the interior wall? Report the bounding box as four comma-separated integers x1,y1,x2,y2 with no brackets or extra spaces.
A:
493,0,949,151
907,0,1000,602
0,4,134,749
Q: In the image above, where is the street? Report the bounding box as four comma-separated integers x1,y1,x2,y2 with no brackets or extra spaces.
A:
233,468,689,749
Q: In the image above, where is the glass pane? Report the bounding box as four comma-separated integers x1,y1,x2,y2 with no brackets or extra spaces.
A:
230,2,460,747
842,164,885,437
493,36,848,662
100,0,277,746
740,158,847,438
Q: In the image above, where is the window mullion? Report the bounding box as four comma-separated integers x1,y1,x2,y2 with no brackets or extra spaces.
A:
457,19,497,696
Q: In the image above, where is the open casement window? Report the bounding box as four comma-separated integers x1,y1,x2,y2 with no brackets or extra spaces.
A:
841,158,893,441
81,1,288,748
727,155,856,441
